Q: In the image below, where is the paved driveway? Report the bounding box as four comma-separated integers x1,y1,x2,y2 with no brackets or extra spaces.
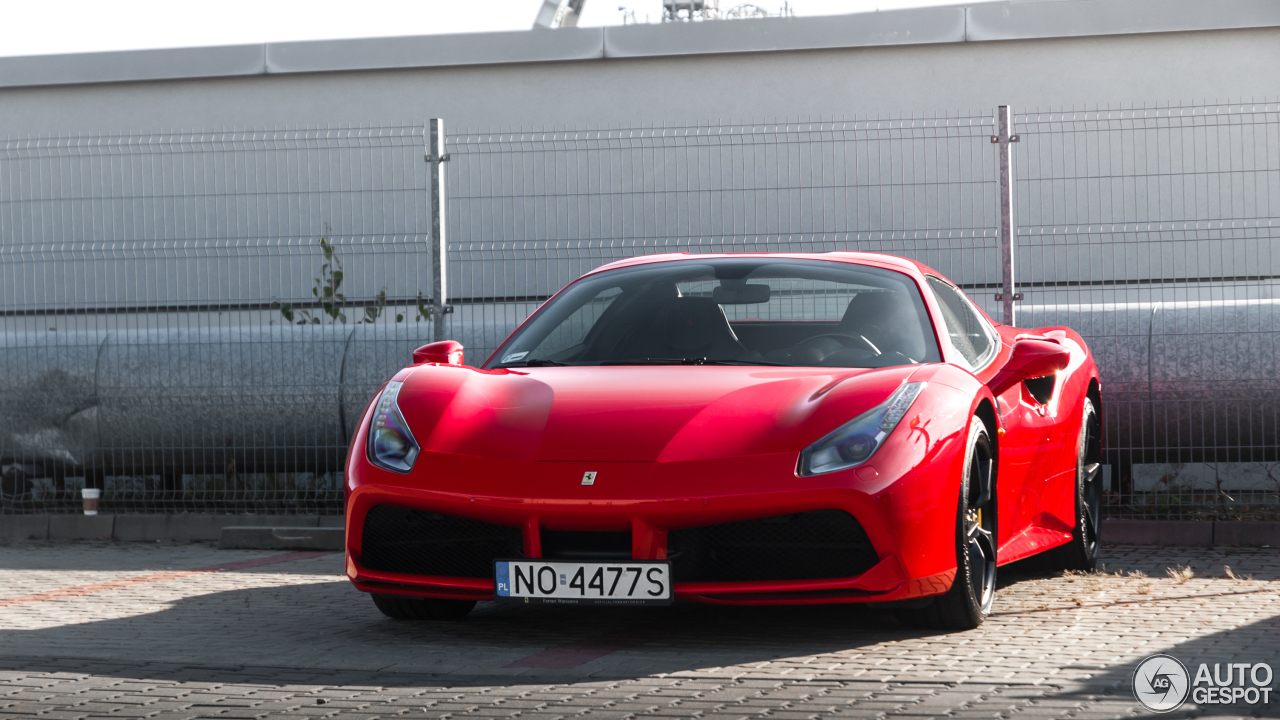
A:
0,542,1277,719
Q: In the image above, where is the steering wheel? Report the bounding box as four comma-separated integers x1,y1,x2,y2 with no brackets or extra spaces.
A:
797,333,882,356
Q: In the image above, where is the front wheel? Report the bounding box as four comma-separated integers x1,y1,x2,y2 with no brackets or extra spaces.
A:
897,418,997,631
371,594,476,621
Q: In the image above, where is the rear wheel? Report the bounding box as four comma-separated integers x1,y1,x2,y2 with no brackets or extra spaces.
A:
896,418,997,631
1043,398,1102,571
371,594,476,621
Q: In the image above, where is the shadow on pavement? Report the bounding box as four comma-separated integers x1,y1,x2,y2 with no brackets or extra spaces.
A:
0,578,942,686
1047,614,1280,718
0,546,1127,688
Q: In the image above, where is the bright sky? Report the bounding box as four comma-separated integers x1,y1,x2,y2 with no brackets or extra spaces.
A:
0,0,971,58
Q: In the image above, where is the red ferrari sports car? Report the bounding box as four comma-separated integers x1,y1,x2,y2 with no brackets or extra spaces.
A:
344,252,1102,630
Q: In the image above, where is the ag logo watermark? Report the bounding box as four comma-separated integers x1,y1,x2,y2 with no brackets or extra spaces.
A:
1132,655,1190,712
1132,655,1274,712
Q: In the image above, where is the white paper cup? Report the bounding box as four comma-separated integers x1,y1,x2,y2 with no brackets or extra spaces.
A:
81,488,101,515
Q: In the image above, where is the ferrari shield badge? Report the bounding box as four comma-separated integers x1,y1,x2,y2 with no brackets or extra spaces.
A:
581,471,597,486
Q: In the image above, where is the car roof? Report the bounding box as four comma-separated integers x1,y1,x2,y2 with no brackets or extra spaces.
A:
586,251,939,280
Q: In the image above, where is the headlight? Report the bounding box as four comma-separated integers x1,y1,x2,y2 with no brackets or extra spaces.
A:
798,381,925,476
367,380,420,473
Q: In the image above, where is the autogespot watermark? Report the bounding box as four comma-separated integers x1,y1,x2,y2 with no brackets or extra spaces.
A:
1132,654,1274,713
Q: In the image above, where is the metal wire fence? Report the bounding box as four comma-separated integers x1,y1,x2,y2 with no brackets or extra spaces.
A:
443,114,1002,360
1014,101,1280,520
1,125,438,514
3,102,1279,519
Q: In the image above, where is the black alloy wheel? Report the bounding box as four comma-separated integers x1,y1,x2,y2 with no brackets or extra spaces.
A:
1044,397,1102,571
371,594,476,621
896,418,997,631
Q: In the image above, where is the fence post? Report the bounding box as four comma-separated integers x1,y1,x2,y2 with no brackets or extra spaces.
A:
428,118,449,341
992,105,1019,326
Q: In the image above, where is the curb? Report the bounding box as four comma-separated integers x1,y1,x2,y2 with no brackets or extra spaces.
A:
218,526,345,551
2,515,1277,548
0,514,344,543
1102,520,1280,547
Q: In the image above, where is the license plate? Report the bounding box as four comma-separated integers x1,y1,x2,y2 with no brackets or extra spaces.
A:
494,560,672,605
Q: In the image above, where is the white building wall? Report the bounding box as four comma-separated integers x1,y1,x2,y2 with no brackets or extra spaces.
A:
0,3,1278,135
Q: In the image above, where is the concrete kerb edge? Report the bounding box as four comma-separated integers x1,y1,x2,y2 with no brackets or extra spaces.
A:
47,513,115,541
218,526,345,551
0,514,337,542
1,514,51,542
1212,521,1280,547
1,516,1275,547
111,514,323,542
1102,519,1277,547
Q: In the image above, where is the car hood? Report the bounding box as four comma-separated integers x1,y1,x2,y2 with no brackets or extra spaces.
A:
396,364,918,463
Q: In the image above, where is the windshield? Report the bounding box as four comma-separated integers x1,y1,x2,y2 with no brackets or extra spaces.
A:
486,258,941,369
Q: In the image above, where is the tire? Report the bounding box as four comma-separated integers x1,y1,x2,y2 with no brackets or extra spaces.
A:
1043,398,1102,572
371,594,476,621
896,418,997,631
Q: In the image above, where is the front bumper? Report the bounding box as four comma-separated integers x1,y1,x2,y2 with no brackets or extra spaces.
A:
344,449,963,605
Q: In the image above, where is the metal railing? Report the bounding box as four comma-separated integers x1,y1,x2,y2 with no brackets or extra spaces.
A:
3,102,1279,519
1,125,438,514
442,114,1002,360
1014,102,1280,520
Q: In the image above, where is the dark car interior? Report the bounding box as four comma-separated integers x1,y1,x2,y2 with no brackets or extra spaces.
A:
490,259,942,369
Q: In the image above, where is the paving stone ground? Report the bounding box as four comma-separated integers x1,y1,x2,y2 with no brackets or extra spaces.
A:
1,541,1278,719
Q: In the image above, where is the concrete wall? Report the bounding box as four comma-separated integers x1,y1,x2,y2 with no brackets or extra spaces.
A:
1,2,1279,135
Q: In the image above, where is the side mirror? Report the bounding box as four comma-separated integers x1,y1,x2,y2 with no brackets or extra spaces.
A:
987,338,1069,398
413,340,464,366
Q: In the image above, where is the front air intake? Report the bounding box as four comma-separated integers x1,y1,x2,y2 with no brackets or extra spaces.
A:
360,505,523,579
668,509,878,583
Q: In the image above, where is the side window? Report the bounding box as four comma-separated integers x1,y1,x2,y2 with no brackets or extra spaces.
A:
926,276,995,369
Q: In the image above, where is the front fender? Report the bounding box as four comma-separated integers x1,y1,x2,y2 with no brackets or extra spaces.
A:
856,370,988,586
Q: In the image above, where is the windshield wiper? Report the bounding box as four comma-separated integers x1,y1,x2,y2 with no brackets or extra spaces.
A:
600,357,704,365
695,359,794,367
504,359,569,367
600,358,792,367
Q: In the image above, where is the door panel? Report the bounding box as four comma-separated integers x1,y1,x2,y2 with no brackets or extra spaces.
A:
996,379,1071,559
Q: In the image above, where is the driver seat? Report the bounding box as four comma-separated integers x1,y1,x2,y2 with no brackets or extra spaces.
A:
656,297,746,359
839,291,927,360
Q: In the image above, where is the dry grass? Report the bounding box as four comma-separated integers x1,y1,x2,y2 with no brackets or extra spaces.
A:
1222,565,1254,581
1059,568,1114,594
1166,565,1194,583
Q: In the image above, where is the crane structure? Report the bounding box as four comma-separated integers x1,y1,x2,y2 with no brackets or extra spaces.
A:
532,0,587,28
535,0,793,27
